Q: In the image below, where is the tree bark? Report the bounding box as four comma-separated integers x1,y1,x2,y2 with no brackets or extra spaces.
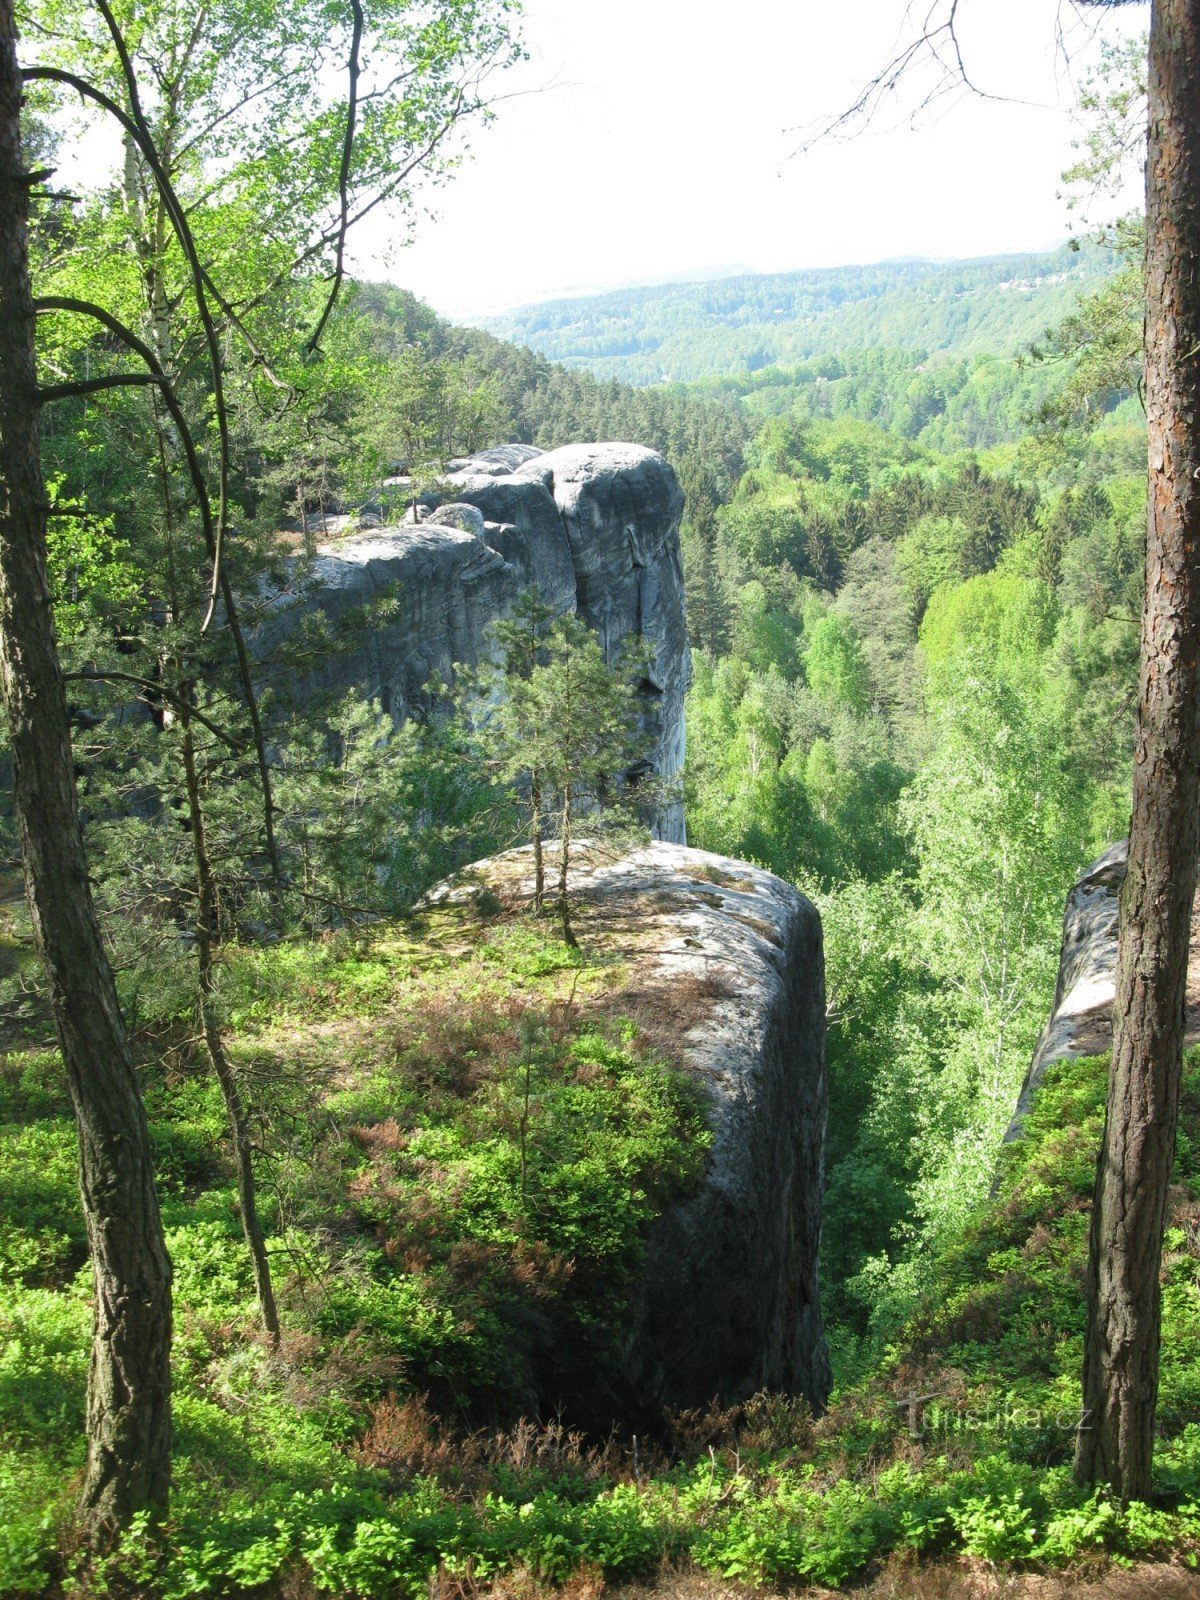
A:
1076,0,1200,1503
154,384,280,1346
557,777,577,948
0,0,172,1538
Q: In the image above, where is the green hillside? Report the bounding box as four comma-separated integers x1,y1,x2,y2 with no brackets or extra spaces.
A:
479,246,1116,385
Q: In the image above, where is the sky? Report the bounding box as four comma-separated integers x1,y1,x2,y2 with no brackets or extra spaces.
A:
347,0,1145,322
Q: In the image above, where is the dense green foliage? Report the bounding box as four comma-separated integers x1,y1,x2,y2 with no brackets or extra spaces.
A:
347,278,750,561
635,75,1150,1353
475,594,655,940
9,9,1192,1584
680,399,1144,1353
480,245,1116,385
0,894,714,1594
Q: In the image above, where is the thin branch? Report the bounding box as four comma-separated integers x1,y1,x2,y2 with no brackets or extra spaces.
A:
358,62,420,106
188,81,473,333
25,56,230,627
65,670,244,749
198,265,297,398
29,61,284,889
94,0,233,631
35,296,216,558
226,871,379,923
39,372,162,402
172,63,303,166
787,0,1079,156
306,0,364,356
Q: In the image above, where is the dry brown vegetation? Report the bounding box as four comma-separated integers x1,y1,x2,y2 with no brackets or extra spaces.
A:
608,1560,1200,1600
420,1556,1200,1600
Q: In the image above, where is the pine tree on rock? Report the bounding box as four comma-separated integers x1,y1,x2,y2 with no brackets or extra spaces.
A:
486,599,654,946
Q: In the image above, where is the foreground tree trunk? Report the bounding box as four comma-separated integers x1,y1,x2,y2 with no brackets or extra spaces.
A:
530,771,545,911
0,0,172,1537
1076,0,1200,1503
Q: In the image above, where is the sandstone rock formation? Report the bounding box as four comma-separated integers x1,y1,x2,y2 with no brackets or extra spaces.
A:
1007,838,1200,1138
429,841,831,1419
261,442,690,841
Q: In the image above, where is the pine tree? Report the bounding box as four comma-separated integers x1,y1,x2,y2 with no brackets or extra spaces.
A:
485,600,653,945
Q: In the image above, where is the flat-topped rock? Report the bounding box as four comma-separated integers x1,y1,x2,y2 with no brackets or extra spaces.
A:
445,442,544,476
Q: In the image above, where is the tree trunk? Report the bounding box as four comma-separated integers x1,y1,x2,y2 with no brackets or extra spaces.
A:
0,0,172,1538
155,403,280,1346
557,778,577,948
1076,0,1200,1503
531,771,545,910
179,711,280,1343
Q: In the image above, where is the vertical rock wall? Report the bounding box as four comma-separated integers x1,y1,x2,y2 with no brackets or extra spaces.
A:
1007,838,1200,1139
614,845,831,1415
430,841,832,1420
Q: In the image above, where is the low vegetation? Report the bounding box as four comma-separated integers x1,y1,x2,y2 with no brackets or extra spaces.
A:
0,874,719,1594
6,924,1199,1600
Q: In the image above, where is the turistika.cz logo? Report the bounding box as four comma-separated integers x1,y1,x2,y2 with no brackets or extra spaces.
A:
893,1388,1093,1441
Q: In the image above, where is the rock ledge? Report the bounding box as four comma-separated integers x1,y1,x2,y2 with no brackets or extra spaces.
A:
262,442,689,841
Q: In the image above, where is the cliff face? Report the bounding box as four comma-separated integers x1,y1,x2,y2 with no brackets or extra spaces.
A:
431,842,831,1419
1007,839,1200,1138
261,442,690,841
609,844,831,1416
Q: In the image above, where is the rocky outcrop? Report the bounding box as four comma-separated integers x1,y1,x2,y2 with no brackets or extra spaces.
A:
617,844,830,1415
261,442,690,841
431,841,831,1418
1007,839,1200,1138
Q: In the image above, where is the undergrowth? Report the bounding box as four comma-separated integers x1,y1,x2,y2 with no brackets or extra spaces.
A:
3,887,1200,1597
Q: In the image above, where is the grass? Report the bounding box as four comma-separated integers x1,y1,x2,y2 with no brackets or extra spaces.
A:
2,872,1200,1597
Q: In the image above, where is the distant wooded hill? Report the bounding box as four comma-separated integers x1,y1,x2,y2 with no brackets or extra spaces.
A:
478,245,1116,385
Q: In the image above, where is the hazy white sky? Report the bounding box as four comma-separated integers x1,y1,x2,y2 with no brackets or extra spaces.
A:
348,0,1144,321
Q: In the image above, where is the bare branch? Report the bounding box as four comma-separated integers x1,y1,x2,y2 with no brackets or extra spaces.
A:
39,372,162,402
64,670,244,749
305,0,364,356
787,0,1109,156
